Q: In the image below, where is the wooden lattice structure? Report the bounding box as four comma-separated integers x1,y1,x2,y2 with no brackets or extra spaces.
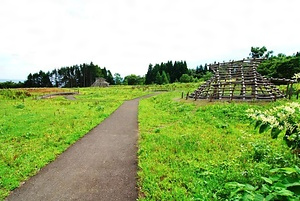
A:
190,58,288,101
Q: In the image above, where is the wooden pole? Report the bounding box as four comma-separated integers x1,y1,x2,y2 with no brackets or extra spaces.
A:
289,82,294,99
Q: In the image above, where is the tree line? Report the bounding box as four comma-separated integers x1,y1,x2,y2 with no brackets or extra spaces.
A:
23,62,114,88
145,60,188,84
1,47,299,88
144,60,213,84
254,49,300,79
1,60,212,88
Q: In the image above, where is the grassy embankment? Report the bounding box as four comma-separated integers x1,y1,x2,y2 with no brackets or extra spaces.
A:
0,86,150,200
138,84,300,200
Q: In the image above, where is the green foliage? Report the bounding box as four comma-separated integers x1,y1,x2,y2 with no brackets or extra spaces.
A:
0,86,150,200
24,70,52,87
257,53,300,79
247,102,300,153
249,46,273,59
225,166,300,200
194,64,209,79
145,61,188,84
113,73,123,85
161,71,169,84
155,71,163,85
179,74,192,83
202,71,214,81
24,62,116,88
0,81,24,89
138,91,298,200
123,74,145,85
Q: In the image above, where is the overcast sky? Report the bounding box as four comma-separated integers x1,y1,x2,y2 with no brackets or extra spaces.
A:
1,0,300,81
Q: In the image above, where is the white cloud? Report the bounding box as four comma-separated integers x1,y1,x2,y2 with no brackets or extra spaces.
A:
1,0,300,80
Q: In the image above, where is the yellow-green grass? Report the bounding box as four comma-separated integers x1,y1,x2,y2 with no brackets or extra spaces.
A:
0,86,150,200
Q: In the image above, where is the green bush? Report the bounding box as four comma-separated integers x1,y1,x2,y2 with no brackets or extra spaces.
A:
225,166,300,200
247,102,300,153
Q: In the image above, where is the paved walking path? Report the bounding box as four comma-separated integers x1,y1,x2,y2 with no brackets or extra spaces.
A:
7,95,152,201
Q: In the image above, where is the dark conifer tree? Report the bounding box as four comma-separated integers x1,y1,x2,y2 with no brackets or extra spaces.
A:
161,71,169,84
155,71,162,85
145,64,153,84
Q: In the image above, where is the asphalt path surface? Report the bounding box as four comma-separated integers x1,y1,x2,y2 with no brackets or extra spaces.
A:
7,95,153,201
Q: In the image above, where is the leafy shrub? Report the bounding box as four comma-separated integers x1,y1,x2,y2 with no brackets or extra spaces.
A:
247,102,300,154
225,166,300,200
239,141,295,168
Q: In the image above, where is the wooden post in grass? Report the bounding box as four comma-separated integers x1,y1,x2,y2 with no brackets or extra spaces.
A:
186,92,189,100
181,92,184,99
289,82,294,99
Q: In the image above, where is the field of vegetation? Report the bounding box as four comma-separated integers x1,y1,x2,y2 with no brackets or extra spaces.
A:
0,83,299,200
138,84,300,200
0,86,150,200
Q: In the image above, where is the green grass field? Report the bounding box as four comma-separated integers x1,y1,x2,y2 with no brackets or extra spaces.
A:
0,84,299,200
0,86,150,200
138,90,300,200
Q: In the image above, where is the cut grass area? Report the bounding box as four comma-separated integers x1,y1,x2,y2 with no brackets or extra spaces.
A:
138,91,299,200
0,86,150,200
